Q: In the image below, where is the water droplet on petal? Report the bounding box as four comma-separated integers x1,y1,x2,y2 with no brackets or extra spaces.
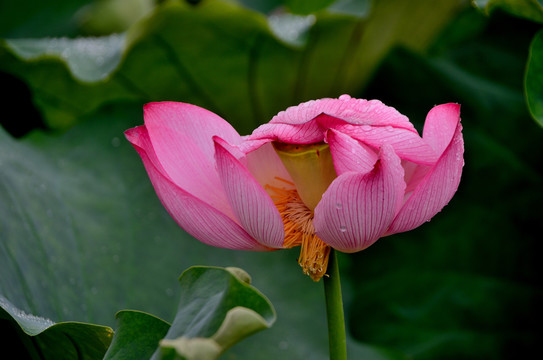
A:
336,202,342,209
339,94,351,101
339,225,347,232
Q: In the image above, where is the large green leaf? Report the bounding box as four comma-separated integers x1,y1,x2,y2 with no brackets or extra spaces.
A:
1,295,113,359
525,29,543,127
0,0,466,132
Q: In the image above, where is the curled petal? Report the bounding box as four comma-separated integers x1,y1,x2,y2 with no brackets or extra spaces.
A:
399,104,461,193
423,103,461,156
386,120,464,235
318,114,437,165
126,125,169,179
314,144,405,253
271,96,415,131
246,121,324,145
214,139,285,249
325,128,378,176
125,128,268,251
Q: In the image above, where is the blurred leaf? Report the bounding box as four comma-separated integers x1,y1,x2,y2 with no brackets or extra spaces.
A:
267,12,316,47
0,0,465,133
349,269,541,359
77,0,155,35
5,35,126,82
473,0,543,23
525,29,543,127
0,0,90,38
0,295,113,359
285,0,337,14
233,0,284,14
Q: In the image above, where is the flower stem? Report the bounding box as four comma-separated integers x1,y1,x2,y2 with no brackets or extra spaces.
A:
323,249,347,360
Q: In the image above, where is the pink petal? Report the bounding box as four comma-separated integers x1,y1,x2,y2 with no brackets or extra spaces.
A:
244,141,295,192
325,128,378,176
246,121,324,144
422,103,461,156
401,160,431,194
143,102,242,212
125,127,268,251
214,139,285,249
213,136,247,166
386,120,464,235
318,114,438,165
145,101,242,158
271,96,415,132
398,104,460,194
314,144,406,253
125,125,170,179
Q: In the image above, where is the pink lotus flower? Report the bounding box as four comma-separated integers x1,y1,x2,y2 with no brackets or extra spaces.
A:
125,95,463,281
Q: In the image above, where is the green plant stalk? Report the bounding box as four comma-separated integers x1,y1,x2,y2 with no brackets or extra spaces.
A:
323,249,347,360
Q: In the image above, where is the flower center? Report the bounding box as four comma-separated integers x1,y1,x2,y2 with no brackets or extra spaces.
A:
266,178,331,281
272,141,337,211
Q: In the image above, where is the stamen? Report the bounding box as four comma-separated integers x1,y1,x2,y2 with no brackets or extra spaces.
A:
266,178,331,281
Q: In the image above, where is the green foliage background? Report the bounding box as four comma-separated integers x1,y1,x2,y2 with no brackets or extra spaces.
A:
1,0,542,359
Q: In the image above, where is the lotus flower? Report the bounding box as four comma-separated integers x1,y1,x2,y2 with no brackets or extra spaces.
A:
125,95,463,281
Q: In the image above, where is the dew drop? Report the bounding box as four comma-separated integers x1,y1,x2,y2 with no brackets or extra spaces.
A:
339,94,351,101
336,202,343,209
111,137,121,147
339,225,347,232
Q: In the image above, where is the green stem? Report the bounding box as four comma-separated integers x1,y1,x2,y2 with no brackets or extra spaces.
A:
323,249,347,360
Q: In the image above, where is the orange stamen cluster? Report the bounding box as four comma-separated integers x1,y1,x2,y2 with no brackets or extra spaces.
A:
266,178,331,281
